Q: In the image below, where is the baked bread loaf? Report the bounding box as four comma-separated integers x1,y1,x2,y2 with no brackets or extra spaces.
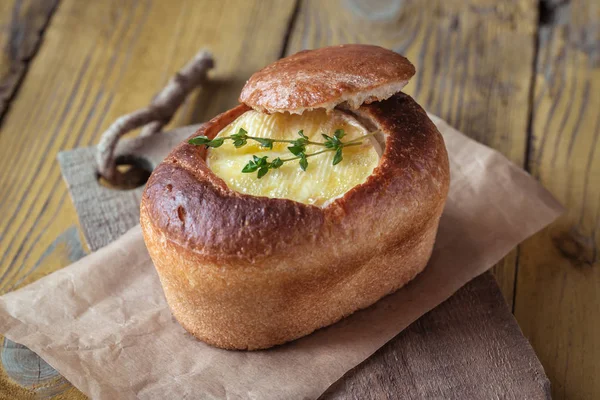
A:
140,44,450,350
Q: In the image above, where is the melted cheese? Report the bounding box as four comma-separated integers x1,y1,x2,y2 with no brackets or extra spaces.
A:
206,109,380,206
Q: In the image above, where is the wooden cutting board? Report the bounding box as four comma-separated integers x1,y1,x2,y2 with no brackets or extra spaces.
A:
56,126,551,399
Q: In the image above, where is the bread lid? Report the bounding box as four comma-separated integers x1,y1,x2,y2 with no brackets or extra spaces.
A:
239,44,415,114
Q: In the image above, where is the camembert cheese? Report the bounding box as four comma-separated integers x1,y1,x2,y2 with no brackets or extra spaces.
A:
206,109,381,206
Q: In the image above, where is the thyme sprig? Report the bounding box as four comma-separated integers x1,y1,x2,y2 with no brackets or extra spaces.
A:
189,128,376,179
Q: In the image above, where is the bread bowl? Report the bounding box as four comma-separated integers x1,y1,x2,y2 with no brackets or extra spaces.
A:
140,44,450,350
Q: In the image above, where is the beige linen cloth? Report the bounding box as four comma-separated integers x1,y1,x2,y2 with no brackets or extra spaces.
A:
0,115,562,399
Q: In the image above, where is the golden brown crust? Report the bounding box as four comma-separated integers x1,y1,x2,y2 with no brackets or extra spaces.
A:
239,44,415,114
140,93,449,349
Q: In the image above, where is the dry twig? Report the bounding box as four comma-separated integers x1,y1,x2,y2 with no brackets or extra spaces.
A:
96,50,214,184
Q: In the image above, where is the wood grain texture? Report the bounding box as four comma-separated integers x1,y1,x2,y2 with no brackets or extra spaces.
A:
0,227,85,399
2,338,74,399
515,1,600,399
321,272,550,400
0,0,296,397
286,0,539,309
0,0,59,120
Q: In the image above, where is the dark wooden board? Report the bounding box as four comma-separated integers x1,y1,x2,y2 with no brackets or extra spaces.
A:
57,128,551,399
58,124,200,250
321,272,550,399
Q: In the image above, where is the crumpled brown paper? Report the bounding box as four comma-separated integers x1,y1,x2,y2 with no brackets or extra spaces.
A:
0,115,562,399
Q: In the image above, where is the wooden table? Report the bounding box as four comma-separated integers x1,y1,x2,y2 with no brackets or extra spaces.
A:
0,0,597,398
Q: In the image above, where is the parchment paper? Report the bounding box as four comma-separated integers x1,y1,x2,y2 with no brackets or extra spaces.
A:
0,115,562,399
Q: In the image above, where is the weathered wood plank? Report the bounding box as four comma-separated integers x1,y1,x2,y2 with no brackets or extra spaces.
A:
0,0,59,120
515,1,600,399
0,0,297,397
58,124,200,250
286,0,538,308
1,338,77,399
0,227,86,399
321,272,550,400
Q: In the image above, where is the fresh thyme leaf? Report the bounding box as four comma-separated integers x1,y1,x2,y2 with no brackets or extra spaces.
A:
299,154,308,171
288,144,306,156
256,156,269,167
333,148,343,165
190,126,376,177
243,156,283,178
233,138,247,148
231,129,247,140
322,133,340,149
188,136,212,145
206,138,225,148
242,161,258,173
257,166,269,179
270,157,284,169
254,137,274,149
290,134,308,152
297,137,309,145
230,128,249,147
243,156,268,174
